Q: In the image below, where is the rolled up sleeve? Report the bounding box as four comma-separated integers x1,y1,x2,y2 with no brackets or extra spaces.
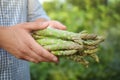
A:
27,0,50,22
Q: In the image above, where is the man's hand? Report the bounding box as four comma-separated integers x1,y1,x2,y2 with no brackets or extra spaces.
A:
0,19,67,63
36,20,66,30
0,22,59,63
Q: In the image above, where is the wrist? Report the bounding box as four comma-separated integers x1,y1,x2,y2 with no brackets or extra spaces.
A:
0,27,10,48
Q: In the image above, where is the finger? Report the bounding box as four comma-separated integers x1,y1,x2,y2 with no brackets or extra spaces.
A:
27,37,58,62
25,47,51,62
32,43,58,62
19,43,44,62
23,46,47,62
12,50,38,63
22,56,39,63
48,21,66,30
55,22,66,30
50,24,66,30
22,55,50,63
22,22,49,32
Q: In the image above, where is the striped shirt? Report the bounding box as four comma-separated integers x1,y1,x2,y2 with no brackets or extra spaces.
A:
0,0,49,80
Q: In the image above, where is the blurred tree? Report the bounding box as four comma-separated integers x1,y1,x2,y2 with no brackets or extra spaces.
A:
66,0,108,8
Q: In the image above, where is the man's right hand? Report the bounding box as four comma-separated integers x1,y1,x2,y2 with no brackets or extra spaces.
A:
0,22,58,63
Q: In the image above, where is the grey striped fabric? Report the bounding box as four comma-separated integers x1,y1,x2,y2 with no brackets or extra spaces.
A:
0,0,49,80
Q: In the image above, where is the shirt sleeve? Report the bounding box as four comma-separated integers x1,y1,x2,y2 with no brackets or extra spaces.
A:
27,0,50,22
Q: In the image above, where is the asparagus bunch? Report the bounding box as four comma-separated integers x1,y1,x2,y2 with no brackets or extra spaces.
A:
32,27,104,67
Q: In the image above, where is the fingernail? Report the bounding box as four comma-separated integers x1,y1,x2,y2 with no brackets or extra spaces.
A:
53,57,58,62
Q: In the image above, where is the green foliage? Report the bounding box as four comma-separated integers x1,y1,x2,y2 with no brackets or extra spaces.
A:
30,0,120,80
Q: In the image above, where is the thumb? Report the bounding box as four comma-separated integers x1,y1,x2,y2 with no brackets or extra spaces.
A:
23,22,49,32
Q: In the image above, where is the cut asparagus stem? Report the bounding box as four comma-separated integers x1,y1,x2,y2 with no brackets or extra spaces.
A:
51,50,77,56
36,37,83,46
43,43,83,51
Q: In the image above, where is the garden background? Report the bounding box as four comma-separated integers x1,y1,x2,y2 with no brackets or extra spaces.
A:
30,0,120,80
